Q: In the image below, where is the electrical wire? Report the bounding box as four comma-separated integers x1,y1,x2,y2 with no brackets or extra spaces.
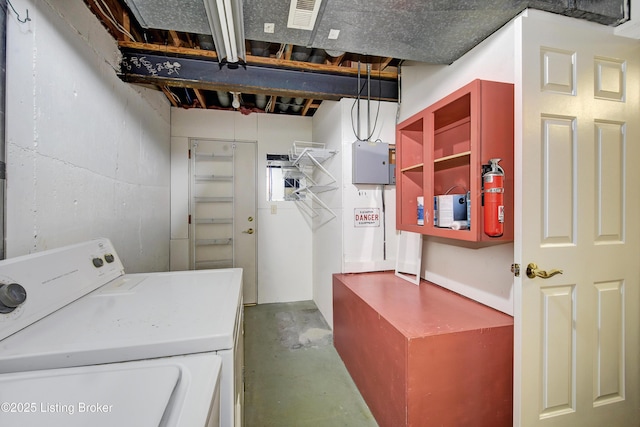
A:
444,184,468,195
91,0,136,42
350,57,382,142
366,60,383,140
396,60,403,125
164,87,181,105
381,185,386,260
7,0,30,23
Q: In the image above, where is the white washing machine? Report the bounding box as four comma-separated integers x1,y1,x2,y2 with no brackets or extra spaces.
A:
0,238,243,427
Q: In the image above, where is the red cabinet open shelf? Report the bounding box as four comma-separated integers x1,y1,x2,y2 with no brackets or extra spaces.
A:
396,79,514,243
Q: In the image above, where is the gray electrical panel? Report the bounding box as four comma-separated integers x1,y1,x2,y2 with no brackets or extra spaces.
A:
352,141,390,184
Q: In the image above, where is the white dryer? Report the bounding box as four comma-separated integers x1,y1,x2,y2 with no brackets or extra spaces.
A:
0,238,243,427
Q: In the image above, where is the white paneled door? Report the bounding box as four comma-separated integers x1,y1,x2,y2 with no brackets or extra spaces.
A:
190,139,257,305
515,11,640,426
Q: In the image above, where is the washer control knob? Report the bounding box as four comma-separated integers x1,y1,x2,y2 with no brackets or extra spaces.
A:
0,283,27,313
104,254,115,263
92,257,104,268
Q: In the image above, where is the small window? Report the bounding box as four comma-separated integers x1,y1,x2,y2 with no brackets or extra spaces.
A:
266,154,305,201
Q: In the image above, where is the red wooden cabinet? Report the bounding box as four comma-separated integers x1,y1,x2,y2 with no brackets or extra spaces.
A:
396,110,426,234
333,272,514,427
396,79,514,242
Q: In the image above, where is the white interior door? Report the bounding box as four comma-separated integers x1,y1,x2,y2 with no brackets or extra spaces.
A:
190,139,257,305
515,11,640,426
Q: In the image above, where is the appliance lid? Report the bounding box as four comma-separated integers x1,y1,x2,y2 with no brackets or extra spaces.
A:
0,353,222,427
0,268,242,373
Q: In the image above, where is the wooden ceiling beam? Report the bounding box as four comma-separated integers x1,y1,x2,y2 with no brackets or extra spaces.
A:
267,96,277,113
121,10,132,42
169,31,183,48
301,98,315,116
328,53,346,66
375,57,394,71
193,89,207,108
284,44,293,61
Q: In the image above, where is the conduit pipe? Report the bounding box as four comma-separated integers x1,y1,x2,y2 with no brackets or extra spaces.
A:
0,2,6,259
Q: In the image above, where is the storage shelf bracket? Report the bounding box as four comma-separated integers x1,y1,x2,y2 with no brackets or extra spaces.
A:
288,141,338,222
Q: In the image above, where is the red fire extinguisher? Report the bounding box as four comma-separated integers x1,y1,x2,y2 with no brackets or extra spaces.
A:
483,158,505,237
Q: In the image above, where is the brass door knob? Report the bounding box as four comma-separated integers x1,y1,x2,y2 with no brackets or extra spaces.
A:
242,228,254,234
526,263,563,279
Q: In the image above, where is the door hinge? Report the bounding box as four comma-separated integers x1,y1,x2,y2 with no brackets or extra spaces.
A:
511,263,520,277
188,149,191,159
188,214,191,224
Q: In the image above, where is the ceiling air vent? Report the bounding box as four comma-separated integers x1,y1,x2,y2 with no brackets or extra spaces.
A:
287,0,322,30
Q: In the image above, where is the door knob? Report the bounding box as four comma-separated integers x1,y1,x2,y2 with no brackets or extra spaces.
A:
242,228,254,234
526,263,563,279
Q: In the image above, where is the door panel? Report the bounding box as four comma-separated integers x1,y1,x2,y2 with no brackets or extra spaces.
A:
516,11,640,426
593,280,624,405
541,115,575,244
190,139,258,305
539,284,575,417
594,120,624,242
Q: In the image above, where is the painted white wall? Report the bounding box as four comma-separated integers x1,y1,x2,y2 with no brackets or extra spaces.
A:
311,98,398,328
5,0,171,272
170,109,314,303
310,100,342,328
340,98,398,274
399,18,518,315
256,114,313,303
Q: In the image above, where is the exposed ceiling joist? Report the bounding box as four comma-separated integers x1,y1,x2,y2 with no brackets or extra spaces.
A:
84,0,630,116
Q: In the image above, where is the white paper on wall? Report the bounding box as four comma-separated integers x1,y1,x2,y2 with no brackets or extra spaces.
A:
394,231,423,285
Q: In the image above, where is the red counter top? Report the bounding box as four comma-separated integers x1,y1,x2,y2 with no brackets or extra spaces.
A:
333,271,514,427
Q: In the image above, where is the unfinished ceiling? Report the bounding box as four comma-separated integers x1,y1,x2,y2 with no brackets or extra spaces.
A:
85,0,629,116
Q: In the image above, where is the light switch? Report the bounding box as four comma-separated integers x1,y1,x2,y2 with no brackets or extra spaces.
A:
271,205,277,214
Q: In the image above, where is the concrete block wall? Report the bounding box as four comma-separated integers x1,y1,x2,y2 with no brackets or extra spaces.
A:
5,0,171,272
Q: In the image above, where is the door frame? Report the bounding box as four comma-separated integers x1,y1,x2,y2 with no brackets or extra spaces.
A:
232,140,258,305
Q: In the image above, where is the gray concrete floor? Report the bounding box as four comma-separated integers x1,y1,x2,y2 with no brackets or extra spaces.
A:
243,300,378,427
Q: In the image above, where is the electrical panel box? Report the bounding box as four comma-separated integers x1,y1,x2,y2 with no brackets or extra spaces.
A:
352,141,390,184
